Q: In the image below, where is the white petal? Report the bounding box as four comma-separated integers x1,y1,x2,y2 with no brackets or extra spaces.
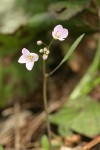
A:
18,55,27,63
52,31,58,39
53,25,63,32
26,62,34,71
58,38,64,41
22,48,30,56
61,29,68,38
31,53,39,61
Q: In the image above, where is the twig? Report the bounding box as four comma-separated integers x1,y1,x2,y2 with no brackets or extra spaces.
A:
81,136,100,150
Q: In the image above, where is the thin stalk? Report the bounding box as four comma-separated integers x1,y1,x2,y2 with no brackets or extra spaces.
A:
43,60,52,150
48,39,54,49
42,42,48,47
47,63,61,77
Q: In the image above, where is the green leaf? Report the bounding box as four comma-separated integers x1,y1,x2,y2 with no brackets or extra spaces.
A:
41,135,49,150
48,34,84,76
0,145,4,150
50,106,79,125
71,101,100,136
60,34,84,65
50,97,100,137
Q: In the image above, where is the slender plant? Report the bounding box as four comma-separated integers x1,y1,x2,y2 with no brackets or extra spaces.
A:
18,25,84,150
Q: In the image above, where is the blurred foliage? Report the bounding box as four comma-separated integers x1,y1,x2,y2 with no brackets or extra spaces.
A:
68,35,100,101
0,145,3,150
48,0,91,20
41,134,62,150
0,0,100,107
50,38,100,137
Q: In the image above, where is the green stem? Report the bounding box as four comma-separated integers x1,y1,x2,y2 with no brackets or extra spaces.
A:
48,39,54,49
43,60,52,150
47,63,61,77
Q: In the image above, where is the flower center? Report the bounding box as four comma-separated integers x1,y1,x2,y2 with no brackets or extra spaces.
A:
27,55,33,61
55,31,61,38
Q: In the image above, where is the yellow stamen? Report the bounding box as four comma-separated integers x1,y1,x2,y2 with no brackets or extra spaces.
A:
27,55,33,61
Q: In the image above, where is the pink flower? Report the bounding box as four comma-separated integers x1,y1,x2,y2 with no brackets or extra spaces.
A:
52,25,68,41
18,48,39,71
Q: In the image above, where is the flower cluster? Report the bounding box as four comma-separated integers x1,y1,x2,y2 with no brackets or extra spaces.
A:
39,47,50,60
18,25,68,70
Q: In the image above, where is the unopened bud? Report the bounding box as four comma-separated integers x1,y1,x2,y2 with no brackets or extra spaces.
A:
43,54,48,60
39,49,44,53
37,40,42,45
45,50,50,55
43,47,48,52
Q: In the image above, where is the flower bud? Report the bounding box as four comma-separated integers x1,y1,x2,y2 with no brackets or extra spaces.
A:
39,49,44,53
43,47,48,52
45,50,50,55
37,40,42,45
43,54,48,60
